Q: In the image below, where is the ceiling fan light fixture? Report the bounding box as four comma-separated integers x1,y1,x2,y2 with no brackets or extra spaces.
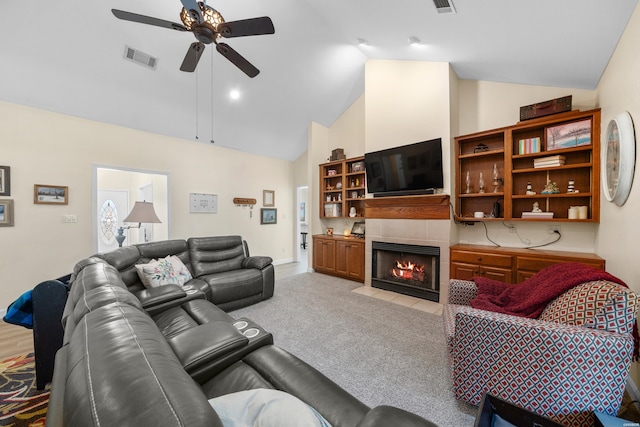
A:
180,4,225,33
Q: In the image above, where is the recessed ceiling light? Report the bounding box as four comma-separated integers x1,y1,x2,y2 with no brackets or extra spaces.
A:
408,36,422,46
229,89,240,100
356,38,369,47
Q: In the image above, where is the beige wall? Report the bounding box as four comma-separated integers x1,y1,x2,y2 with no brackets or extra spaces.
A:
596,4,640,289
0,101,295,309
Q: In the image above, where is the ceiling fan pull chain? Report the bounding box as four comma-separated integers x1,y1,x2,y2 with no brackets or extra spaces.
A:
195,64,199,140
210,51,215,144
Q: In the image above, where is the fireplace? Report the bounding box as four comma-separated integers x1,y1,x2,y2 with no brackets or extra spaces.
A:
371,241,440,302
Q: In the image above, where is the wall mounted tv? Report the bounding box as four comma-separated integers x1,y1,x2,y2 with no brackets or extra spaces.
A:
365,138,443,197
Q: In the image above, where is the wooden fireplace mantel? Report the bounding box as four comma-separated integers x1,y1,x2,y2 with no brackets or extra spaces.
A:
364,194,450,219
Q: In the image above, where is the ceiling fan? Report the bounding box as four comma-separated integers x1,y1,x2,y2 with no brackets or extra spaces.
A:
112,0,274,77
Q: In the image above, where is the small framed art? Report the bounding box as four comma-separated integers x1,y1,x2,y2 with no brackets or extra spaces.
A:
263,190,275,207
34,184,68,205
0,166,10,196
545,119,591,151
260,208,277,224
0,199,14,226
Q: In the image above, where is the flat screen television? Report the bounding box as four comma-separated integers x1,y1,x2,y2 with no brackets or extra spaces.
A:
365,138,443,197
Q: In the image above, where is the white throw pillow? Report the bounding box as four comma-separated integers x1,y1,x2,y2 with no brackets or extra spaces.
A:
208,389,332,427
135,255,192,288
167,255,193,285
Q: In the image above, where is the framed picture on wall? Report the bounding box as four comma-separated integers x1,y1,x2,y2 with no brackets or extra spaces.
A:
0,166,10,196
0,199,14,226
34,184,68,205
261,208,277,224
263,190,275,207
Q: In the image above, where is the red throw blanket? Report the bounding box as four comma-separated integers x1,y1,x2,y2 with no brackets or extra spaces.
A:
470,262,639,360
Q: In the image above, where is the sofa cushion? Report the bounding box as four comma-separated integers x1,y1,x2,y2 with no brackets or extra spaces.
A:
538,280,639,334
136,255,193,288
208,389,332,427
200,270,264,305
189,236,246,277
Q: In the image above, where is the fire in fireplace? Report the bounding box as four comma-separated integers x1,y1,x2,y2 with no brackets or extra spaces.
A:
372,241,440,302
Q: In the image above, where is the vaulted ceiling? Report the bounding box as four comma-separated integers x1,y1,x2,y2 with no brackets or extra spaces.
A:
1,0,637,161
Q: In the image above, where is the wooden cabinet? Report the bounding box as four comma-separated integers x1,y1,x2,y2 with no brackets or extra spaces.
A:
313,235,365,282
454,109,601,222
313,236,335,274
336,239,365,281
450,244,605,284
320,157,366,218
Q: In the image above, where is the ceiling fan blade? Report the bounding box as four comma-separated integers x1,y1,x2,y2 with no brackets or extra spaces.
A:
111,9,187,32
180,0,203,23
216,43,259,78
180,42,206,72
219,17,275,38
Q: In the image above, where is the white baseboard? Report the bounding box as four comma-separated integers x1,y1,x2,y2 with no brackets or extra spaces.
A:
0,308,5,318
273,258,295,266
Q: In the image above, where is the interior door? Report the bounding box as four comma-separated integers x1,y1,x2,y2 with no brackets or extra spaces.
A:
97,190,129,253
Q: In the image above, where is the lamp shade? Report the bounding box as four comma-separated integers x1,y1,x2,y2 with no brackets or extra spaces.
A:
123,201,161,224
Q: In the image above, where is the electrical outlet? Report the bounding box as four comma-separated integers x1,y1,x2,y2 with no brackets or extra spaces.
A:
61,214,77,223
548,225,561,234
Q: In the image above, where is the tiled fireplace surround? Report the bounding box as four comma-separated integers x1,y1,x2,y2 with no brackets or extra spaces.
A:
365,218,451,304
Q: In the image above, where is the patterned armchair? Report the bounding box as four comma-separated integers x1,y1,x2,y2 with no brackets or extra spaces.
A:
443,278,639,426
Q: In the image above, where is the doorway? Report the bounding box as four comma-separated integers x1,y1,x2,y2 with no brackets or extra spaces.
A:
94,166,169,253
296,186,309,270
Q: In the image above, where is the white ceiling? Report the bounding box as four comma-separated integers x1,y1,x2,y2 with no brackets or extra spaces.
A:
1,0,637,161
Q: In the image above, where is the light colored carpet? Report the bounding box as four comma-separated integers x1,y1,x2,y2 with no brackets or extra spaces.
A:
230,272,477,426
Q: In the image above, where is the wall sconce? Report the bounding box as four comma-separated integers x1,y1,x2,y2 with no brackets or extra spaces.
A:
115,201,162,247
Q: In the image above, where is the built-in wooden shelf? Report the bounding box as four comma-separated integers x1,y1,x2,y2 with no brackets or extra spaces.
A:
365,194,450,219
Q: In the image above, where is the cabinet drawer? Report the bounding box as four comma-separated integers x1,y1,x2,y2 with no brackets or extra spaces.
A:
451,250,513,268
516,257,604,272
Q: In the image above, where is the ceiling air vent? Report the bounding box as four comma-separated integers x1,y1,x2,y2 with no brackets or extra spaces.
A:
433,0,456,14
124,46,158,70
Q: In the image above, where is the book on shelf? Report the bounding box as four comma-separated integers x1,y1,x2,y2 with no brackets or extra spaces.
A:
534,160,565,168
533,154,566,168
521,211,554,218
518,137,541,154
535,154,566,163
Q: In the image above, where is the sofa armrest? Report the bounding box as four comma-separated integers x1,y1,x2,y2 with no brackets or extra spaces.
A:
168,321,249,374
448,279,477,305
356,406,438,427
242,256,273,270
135,284,187,308
451,306,633,419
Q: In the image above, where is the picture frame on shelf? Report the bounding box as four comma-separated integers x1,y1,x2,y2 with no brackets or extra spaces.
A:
351,161,365,172
545,119,591,151
350,221,365,237
0,199,14,226
0,166,10,196
260,208,277,224
263,190,275,207
34,184,68,205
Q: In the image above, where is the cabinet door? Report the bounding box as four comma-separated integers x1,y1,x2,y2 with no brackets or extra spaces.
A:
450,262,513,283
313,238,335,273
348,242,365,281
336,241,364,281
481,266,513,283
450,262,478,281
